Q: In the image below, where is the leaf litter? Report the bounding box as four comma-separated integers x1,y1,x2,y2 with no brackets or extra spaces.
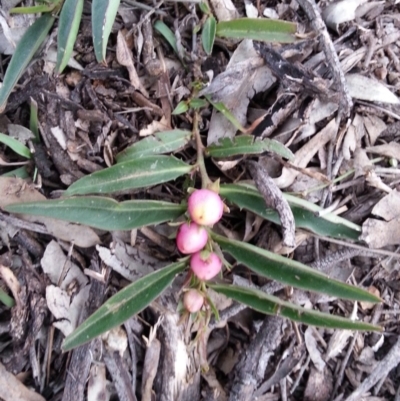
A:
1,1,400,401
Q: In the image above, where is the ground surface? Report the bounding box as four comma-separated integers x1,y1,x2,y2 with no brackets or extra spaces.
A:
1,0,400,400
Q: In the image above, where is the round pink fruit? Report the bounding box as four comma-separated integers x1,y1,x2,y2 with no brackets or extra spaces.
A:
176,222,208,254
183,289,204,313
188,189,224,226
190,252,222,281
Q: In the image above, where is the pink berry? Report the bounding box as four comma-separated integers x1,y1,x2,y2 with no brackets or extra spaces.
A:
188,189,224,226
183,290,204,313
176,222,208,254
190,252,222,281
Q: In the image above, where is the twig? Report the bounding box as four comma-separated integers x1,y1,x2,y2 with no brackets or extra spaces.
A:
247,160,295,248
344,336,400,401
296,0,352,117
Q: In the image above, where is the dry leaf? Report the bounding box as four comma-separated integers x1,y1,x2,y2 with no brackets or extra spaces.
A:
361,217,400,248
88,365,109,401
96,242,163,282
372,190,400,221
322,0,368,30
204,40,275,145
305,327,325,372
209,0,239,21
363,115,386,145
139,116,170,137
346,74,400,104
116,30,148,97
366,142,400,160
304,366,333,401
360,286,380,310
273,118,338,188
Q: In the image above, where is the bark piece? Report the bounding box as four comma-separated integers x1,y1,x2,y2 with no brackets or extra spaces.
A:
247,160,295,248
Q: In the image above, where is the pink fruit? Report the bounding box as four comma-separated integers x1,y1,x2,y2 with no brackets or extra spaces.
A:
190,252,222,281
188,189,224,226
176,222,208,254
183,290,204,313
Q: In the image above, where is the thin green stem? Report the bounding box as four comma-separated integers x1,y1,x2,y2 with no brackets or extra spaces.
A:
193,112,212,188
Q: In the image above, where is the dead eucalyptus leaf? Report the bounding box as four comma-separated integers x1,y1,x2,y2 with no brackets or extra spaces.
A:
361,217,400,248
346,74,400,104
273,118,338,188
372,190,400,221
305,327,325,372
322,0,368,30
366,142,400,160
116,30,148,97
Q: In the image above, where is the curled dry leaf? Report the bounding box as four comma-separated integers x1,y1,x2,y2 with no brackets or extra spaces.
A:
209,0,239,21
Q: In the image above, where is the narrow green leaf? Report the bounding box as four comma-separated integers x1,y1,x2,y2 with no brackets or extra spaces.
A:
5,197,185,230
172,101,189,115
199,2,210,13
205,96,246,133
0,14,55,112
154,21,178,54
189,98,208,109
216,18,297,43
0,133,31,159
65,156,192,196
212,233,381,303
29,98,39,142
202,16,216,55
62,260,187,350
92,0,121,63
57,0,84,73
219,184,360,240
0,288,15,308
210,284,382,332
10,5,55,13
116,130,192,163
1,166,29,179
207,136,294,160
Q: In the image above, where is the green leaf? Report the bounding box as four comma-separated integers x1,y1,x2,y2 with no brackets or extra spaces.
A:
56,0,84,73
205,96,246,133
30,98,39,142
202,16,216,55
0,288,15,308
10,4,56,13
62,260,187,350
207,136,294,160
210,284,382,332
5,197,185,230
0,133,31,159
65,155,192,196
219,184,360,240
154,21,178,54
0,14,55,112
172,101,189,115
216,18,297,43
1,166,29,178
199,2,210,13
92,0,121,63
189,98,208,110
116,130,192,163
211,233,381,304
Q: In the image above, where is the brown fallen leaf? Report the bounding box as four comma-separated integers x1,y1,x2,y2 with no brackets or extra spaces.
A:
366,141,400,160
116,30,149,97
372,190,400,221
360,217,400,248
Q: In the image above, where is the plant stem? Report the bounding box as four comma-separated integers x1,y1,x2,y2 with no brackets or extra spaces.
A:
193,112,212,189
